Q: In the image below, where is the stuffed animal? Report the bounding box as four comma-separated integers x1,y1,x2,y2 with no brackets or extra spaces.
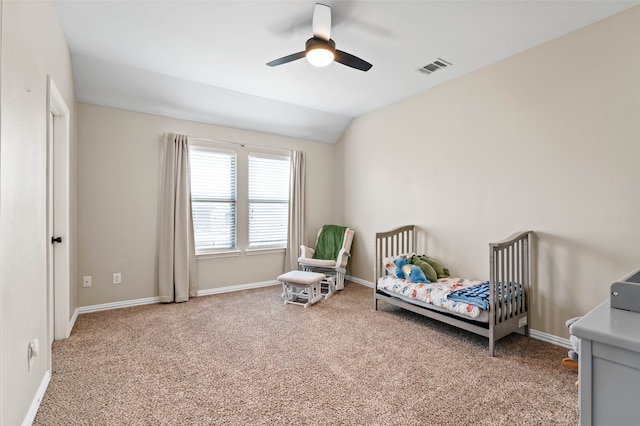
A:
417,255,450,278
393,257,409,278
409,256,437,283
393,257,429,283
562,316,581,371
401,264,429,283
566,316,581,361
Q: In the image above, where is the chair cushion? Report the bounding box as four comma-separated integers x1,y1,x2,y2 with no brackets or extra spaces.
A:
278,270,326,285
298,257,337,268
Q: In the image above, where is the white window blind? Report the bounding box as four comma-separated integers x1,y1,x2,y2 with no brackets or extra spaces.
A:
189,146,237,253
248,153,290,249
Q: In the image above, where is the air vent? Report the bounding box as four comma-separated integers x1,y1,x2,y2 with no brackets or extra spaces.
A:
417,58,452,75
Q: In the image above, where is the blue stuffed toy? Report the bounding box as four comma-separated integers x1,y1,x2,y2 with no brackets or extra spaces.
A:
394,257,409,278
393,257,428,283
402,264,429,283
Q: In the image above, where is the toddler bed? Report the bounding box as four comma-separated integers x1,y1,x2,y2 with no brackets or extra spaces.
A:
374,225,533,356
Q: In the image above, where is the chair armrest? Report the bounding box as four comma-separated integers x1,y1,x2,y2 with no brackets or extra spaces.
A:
336,247,351,269
300,245,315,259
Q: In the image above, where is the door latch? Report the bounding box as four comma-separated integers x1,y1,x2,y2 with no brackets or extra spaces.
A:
51,236,62,244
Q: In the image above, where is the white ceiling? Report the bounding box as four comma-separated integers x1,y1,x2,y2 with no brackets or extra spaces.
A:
54,0,639,143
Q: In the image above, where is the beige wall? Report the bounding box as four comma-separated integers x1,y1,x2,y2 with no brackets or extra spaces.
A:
335,6,640,339
0,0,77,424
77,104,335,307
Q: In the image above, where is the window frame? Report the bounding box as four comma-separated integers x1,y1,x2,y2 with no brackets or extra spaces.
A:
187,139,292,258
189,141,238,257
247,151,291,252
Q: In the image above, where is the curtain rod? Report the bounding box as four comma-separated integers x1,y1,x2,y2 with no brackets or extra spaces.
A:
184,133,293,154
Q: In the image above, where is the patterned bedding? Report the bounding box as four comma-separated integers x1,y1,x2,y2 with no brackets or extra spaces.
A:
377,275,488,319
448,282,492,310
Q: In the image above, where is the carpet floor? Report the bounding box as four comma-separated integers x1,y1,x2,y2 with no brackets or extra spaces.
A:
34,282,579,425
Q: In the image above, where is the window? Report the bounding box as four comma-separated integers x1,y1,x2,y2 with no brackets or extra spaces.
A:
189,146,236,254
248,153,290,249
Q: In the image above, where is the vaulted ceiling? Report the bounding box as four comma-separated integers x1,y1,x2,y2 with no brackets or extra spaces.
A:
54,1,639,143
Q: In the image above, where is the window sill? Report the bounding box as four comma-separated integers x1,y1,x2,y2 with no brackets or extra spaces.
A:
196,249,241,260
245,247,286,256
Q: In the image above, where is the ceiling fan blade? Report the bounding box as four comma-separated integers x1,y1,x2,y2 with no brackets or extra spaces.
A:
334,50,372,72
266,51,306,67
312,3,331,41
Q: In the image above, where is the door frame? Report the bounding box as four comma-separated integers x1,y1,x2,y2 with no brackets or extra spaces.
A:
46,76,71,347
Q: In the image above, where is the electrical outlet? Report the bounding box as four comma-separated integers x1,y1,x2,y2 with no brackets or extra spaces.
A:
113,272,122,285
83,276,92,288
27,339,40,372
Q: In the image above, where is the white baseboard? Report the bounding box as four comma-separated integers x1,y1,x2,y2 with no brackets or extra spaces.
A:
78,281,281,314
78,296,160,314
530,329,570,349
346,275,373,288
197,280,280,296
67,308,79,337
22,370,51,426
345,275,571,349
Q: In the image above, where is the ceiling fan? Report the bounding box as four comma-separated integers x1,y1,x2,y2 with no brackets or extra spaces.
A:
266,3,372,72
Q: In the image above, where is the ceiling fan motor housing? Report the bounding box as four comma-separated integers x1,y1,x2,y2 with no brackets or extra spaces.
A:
305,37,336,67
305,37,336,55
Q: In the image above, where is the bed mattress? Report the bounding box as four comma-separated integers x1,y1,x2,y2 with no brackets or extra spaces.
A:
377,276,490,323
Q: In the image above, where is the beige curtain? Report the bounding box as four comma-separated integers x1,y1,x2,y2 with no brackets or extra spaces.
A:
158,133,198,302
284,151,306,271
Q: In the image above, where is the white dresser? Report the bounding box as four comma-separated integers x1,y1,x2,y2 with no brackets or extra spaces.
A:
571,300,640,426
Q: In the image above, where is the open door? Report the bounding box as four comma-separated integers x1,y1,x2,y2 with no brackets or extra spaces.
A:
46,76,71,356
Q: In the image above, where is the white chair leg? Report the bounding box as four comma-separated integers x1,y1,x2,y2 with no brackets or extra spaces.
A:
336,271,345,290
322,276,336,300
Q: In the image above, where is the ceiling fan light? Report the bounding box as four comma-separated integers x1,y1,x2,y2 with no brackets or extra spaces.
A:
306,46,334,67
